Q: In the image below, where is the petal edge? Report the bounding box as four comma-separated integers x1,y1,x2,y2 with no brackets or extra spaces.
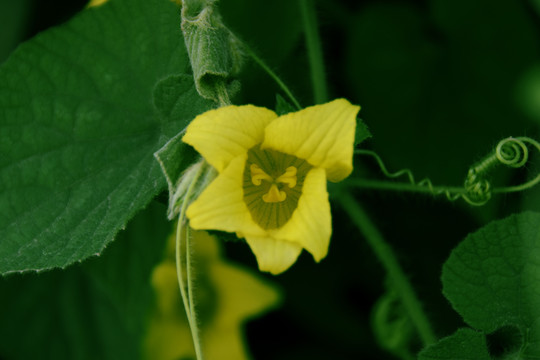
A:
183,105,277,172
272,167,331,262
244,236,302,275
262,99,359,182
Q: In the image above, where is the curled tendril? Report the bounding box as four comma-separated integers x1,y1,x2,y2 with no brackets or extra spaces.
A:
496,137,528,167
464,137,540,205
353,136,540,206
353,149,463,202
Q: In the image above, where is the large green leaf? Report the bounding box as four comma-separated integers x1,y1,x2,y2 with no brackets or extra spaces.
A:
0,0,210,274
0,201,171,360
421,212,540,358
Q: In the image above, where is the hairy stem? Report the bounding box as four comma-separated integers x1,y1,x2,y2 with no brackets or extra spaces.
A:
175,167,206,360
337,192,437,346
185,226,203,359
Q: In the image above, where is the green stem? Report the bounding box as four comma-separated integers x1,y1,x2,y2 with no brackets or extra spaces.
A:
215,80,232,107
337,192,437,346
244,45,302,110
185,226,204,360
175,217,192,337
299,0,328,104
175,167,205,360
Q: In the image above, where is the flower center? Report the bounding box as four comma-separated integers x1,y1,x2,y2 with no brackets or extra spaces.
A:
243,146,312,230
250,164,297,203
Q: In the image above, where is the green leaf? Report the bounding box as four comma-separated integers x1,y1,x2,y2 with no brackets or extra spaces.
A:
440,212,540,358
355,118,371,147
0,0,211,274
418,328,490,360
275,93,296,116
0,201,170,360
153,74,202,177
154,130,200,219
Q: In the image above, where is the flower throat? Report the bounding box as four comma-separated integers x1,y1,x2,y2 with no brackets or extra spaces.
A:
243,146,312,230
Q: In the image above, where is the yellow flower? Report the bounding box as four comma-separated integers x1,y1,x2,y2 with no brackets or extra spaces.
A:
144,230,280,360
183,99,360,274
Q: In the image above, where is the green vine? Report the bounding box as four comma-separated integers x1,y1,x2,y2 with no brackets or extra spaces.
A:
175,165,206,360
351,137,540,206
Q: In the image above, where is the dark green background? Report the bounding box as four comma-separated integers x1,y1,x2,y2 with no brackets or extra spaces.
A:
2,0,540,359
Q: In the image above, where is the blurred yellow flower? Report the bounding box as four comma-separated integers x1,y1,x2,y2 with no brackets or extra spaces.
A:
183,99,360,274
144,230,280,360
87,0,181,7
87,0,108,7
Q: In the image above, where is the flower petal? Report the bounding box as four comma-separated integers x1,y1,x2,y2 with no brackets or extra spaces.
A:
262,99,359,182
187,154,266,237
183,105,278,172
272,167,331,262
244,236,302,275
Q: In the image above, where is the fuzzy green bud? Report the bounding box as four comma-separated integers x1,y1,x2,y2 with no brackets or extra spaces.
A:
181,0,243,103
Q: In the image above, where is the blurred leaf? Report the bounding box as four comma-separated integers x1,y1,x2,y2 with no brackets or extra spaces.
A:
82,201,171,338
418,328,490,360
345,1,538,184
0,201,170,360
371,291,414,359
0,269,136,360
0,0,210,274
517,64,540,122
219,0,302,66
440,212,540,357
534,0,540,16
219,0,305,107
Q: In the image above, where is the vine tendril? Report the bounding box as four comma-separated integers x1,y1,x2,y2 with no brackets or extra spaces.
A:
352,136,540,206
353,149,464,202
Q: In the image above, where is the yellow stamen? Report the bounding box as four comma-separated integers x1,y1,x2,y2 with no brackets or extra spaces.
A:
262,184,287,203
276,166,297,188
250,164,272,185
